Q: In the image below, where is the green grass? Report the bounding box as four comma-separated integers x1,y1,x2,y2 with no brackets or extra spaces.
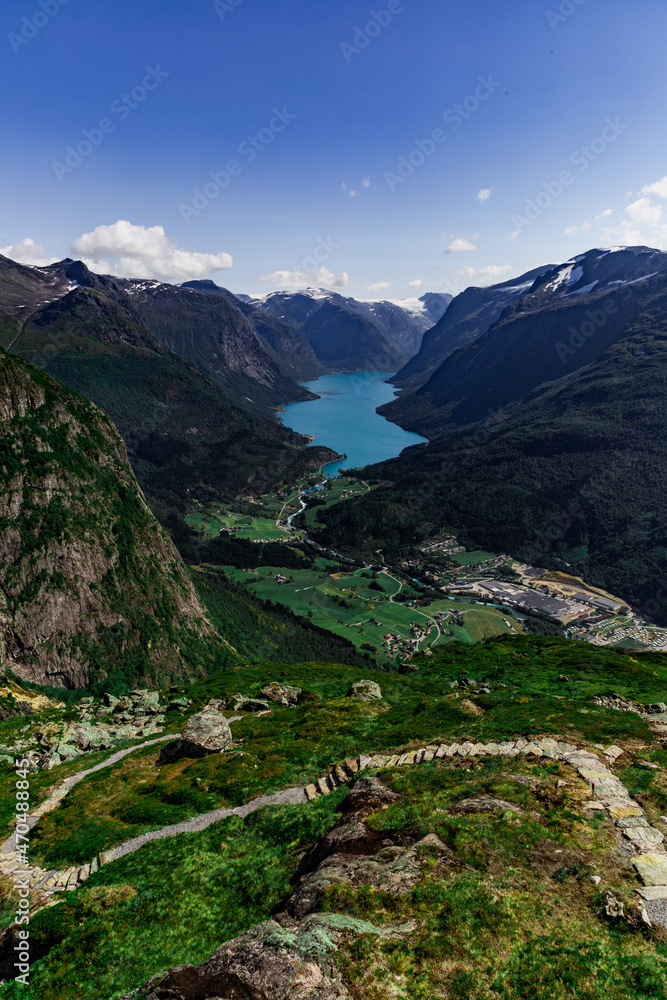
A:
6,636,667,998
186,509,299,542
219,567,520,658
0,795,344,1000
450,549,497,566
322,758,667,999
21,637,667,868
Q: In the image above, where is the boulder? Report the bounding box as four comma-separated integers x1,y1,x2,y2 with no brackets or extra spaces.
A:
182,707,232,750
131,690,160,714
350,680,382,702
69,724,112,751
450,794,524,816
459,698,484,716
166,697,191,712
234,696,271,713
261,682,302,706
157,706,232,765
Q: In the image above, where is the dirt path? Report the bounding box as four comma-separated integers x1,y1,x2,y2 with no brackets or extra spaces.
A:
1,734,176,855
111,785,307,861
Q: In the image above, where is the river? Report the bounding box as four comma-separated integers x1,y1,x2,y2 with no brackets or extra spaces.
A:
282,371,428,477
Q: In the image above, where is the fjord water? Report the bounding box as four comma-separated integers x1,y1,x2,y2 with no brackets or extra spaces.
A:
282,371,428,477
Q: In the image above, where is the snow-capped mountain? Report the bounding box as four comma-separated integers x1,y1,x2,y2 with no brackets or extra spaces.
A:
243,287,451,372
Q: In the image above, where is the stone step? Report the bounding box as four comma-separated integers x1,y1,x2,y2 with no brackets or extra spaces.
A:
624,827,664,846
637,885,667,901
616,816,651,830
634,853,667,886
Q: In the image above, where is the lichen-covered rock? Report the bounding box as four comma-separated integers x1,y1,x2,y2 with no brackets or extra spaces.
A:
132,916,357,999
124,777,417,1000
182,706,232,751
350,679,382,702
459,698,484,716
234,695,271,713
68,724,113,751
157,706,232,765
450,794,525,815
261,681,302,705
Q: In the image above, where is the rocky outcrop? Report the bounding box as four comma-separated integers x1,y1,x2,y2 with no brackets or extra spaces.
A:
157,703,232,765
123,776,425,1000
261,681,302,706
0,350,215,690
349,680,382,702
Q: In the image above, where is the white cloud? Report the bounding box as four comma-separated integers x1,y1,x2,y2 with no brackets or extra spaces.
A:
625,197,663,229
409,278,425,287
343,178,370,197
456,264,513,285
477,188,492,203
598,177,667,250
70,221,233,282
640,176,667,200
564,208,613,236
1,238,59,267
446,237,478,253
368,281,391,292
260,266,349,290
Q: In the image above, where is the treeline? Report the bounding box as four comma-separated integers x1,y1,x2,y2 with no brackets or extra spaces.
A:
192,569,369,666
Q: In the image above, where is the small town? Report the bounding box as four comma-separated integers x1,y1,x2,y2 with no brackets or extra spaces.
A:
414,538,667,652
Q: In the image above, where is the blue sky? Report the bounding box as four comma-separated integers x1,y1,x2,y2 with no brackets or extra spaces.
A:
2,0,667,299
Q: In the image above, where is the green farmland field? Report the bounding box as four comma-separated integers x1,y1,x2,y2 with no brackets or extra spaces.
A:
218,566,523,660
186,509,301,543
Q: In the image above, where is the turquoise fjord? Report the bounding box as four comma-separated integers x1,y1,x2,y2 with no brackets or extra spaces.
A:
282,371,428,477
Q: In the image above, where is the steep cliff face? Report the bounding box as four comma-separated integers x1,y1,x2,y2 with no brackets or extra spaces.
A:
0,350,219,692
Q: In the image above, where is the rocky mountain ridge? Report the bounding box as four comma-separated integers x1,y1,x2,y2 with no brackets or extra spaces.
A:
0,349,218,691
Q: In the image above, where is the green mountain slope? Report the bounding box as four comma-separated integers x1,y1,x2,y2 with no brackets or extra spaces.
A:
0,349,220,692
5,637,667,999
5,278,335,518
311,315,667,621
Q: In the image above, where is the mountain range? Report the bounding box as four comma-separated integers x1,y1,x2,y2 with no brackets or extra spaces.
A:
242,286,451,372
0,256,341,518
313,247,667,623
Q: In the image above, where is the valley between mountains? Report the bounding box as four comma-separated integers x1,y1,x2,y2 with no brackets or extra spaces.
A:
3,246,667,998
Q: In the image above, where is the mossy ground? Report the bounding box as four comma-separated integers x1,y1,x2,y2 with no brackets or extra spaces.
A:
15,637,667,867
322,759,667,999
4,635,667,998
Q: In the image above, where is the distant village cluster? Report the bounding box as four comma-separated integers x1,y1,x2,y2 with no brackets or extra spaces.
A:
416,536,667,652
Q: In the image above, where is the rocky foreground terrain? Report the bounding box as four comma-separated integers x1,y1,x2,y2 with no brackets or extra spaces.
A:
2,639,667,999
